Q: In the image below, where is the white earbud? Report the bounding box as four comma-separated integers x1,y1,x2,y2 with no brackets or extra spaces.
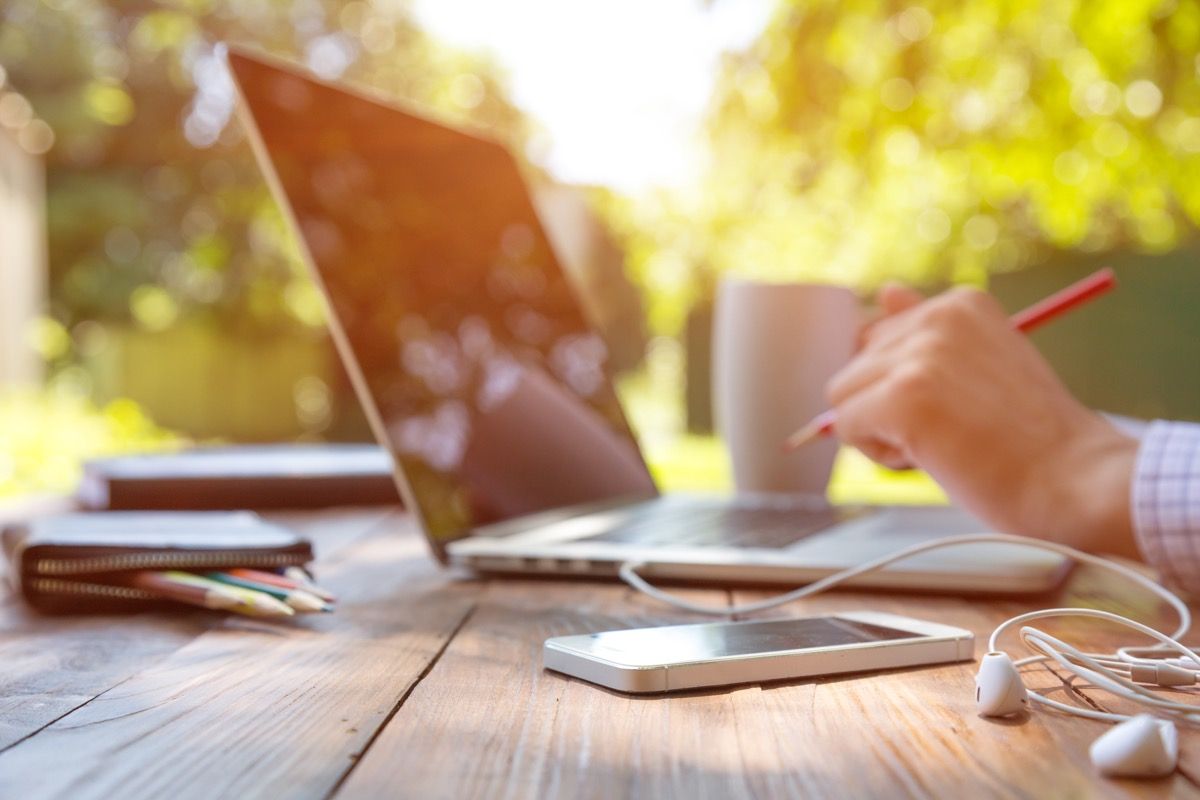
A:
975,652,1028,717
1089,714,1178,779
619,532,1198,780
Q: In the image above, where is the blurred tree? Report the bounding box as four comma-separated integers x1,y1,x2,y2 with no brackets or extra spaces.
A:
613,0,1200,335
0,0,531,359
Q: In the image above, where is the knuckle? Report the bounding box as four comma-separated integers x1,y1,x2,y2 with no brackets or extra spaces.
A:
922,297,964,326
891,364,932,398
824,377,844,406
889,365,944,428
910,330,950,361
921,287,998,328
952,286,1002,315
862,316,898,345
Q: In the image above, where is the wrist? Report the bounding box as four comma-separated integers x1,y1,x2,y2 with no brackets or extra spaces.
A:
1055,415,1139,557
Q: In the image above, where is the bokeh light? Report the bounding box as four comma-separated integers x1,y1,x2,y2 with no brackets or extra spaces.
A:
3,0,1200,500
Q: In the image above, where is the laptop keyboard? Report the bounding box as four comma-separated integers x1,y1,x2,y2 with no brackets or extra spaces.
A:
582,503,860,549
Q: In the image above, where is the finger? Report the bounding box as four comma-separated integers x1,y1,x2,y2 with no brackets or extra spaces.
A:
825,350,892,406
850,438,911,471
862,285,985,353
856,285,921,347
877,283,925,317
856,308,885,349
831,378,917,467
879,454,915,471
860,296,932,350
830,318,931,404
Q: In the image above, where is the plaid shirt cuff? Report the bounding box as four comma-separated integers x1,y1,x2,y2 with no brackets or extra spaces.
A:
1132,420,1200,595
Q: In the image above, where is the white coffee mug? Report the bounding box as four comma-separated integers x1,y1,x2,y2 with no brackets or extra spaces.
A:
712,279,861,496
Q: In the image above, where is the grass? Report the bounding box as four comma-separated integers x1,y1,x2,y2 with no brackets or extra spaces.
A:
642,432,947,506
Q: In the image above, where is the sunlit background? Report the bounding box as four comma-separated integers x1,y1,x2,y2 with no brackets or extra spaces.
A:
411,0,774,192
2,0,1199,501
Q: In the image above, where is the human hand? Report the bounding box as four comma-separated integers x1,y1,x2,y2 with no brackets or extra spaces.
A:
826,284,1140,557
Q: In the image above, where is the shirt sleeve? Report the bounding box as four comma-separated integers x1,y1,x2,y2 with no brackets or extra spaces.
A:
1132,420,1200,595
1102,413,1152,440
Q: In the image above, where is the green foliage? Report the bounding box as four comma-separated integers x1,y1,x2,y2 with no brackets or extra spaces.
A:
612,0,1200,335
0,386,179,499
593,188,717,337
1,0,532,366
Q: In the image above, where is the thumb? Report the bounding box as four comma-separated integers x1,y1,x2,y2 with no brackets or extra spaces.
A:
877,283,924,317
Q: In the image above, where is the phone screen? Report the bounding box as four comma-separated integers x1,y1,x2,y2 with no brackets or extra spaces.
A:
582,617,924,666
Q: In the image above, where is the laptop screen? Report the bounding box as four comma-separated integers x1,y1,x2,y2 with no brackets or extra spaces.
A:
227,50,657,557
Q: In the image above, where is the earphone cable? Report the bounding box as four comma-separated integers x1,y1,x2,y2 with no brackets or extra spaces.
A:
619,531,1197,726
619,532,1189,637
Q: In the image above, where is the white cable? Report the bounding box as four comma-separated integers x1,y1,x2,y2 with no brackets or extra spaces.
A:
1116,646,1200,669
618,531,1198,726
1020,627,1200,720
619,532,1189,628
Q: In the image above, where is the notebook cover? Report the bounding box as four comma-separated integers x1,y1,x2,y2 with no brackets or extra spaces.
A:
77,444,401,511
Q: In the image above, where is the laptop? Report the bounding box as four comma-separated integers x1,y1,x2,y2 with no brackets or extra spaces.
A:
226,48,1069,594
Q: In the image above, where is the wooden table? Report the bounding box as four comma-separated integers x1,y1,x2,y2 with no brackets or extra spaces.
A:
1,505,1198,799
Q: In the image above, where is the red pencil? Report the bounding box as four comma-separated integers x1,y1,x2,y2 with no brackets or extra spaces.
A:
782,267,1117,451
1007,267,1116,333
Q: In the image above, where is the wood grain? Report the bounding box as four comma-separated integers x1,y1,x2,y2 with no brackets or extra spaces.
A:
0,507,395,754
0,503,432,796
0,612,209,752
335,578,733,799
5,501,1200,799
0,495,202,752
727,570,1200,800
340,565,1200,800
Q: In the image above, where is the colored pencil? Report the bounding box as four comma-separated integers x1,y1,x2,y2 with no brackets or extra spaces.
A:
782,267,1117,451
163,571,295,617
227,567,337,603
205,572,331,613
283,566,338,603
129,571,287,617
1007,267,1117,332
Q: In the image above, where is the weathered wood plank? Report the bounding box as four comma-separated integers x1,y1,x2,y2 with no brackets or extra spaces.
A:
340,563,1200,800
0,507,396,754
727,570,1200,799
7,498,1200,799
0,508,449,800
267,506,400,558
0,611,210,753
335,578,733,799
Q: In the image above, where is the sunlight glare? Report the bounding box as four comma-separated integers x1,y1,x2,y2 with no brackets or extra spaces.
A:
410,0,773,193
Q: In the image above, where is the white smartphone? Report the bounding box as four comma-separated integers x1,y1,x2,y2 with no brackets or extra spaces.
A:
543,611,974,693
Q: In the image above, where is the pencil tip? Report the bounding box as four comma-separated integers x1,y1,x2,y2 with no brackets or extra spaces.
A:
782,422,820,452
289,591,328,613
256,597,295,616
